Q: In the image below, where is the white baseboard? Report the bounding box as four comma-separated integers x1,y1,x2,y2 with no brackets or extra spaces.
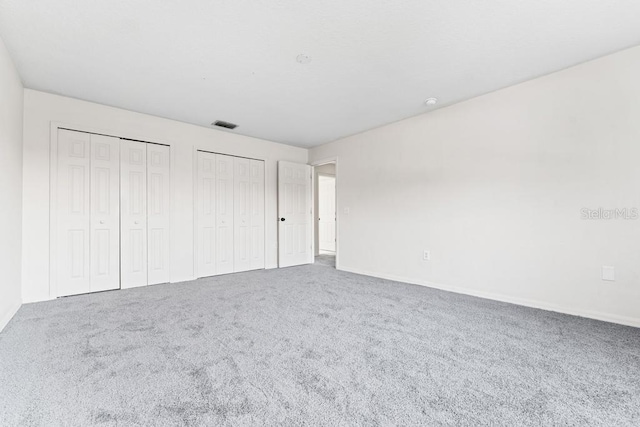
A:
339,266,640,328
0,301,22,333
170,275,196,284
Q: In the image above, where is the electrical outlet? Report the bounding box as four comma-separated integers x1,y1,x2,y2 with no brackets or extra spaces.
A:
602,266,615,281
423,250,431,261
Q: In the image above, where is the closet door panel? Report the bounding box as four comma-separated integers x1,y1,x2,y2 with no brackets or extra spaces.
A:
90,134,120,292
250,160,265,270
147,144,171,285
196,151,217,278
196,153,264,277
234,157,252,272
216,154,234,275
121,140,148,288
56,129,91,297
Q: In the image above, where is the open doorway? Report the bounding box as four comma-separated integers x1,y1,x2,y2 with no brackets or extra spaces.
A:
313,162,337,268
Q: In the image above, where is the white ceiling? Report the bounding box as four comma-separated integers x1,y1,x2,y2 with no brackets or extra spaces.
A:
1,1,640,147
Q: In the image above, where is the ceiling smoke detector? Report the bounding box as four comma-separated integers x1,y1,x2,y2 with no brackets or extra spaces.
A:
296,54,312,64
424,97,438,106
212,120,238,130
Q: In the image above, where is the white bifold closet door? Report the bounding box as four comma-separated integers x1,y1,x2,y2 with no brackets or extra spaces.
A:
196,151,265,278
196,151,217,277
121,141,171,288
56,130,120,297
234,157,265,273
248,160,265,270
216,154,235,275
120,140,147,288
147,144,171,285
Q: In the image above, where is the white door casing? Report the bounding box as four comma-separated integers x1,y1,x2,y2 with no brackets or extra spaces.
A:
318,175,336,252
147,143,171,285
216,154,234,275
120,140,148,288
196,151,217,278
278,161,313,267
89,134,120,292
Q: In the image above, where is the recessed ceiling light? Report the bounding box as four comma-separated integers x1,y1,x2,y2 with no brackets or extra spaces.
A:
424,97,438,106
296,54,312,64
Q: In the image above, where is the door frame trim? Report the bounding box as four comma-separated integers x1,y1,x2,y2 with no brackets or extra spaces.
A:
310,157,339,270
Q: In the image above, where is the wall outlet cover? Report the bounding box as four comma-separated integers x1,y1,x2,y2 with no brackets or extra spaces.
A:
602,266,615,281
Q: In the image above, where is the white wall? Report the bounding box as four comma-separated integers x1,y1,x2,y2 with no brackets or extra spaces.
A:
0,36,23,330
310,45,640,327
313,163,336,255
22,90,307,303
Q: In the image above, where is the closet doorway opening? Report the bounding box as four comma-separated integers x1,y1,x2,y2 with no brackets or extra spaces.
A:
313,160,337,269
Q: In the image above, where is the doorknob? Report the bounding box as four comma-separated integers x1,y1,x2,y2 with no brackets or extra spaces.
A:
280,218,285,222
100,220,104,224
134,221,139,225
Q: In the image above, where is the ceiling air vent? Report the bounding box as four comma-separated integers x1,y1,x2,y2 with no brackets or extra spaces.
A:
212,120,238,130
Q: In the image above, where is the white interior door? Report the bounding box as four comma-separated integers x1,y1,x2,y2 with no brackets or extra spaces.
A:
278,161,312,267
90,134,120,292
216,154,234,274
56,129,91,296
318,175,336,252
249,160,265,270
234,157,252,272
147,144,171,285
196,151,217,278
121,140,148,288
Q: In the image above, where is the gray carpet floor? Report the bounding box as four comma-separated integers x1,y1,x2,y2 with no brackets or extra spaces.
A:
315,253,336,267
1,265,639,426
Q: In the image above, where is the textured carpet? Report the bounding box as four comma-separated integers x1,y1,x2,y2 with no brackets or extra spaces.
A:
1,265,639,426
315,254,336,267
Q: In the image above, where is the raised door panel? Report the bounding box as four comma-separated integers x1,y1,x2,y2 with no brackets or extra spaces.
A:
234,157,251,273
90,134,120,292
147,144,171,285
121,140,148,288
196,151,217,278
249,160,265,270
216,154,234,275
56,129,91,296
